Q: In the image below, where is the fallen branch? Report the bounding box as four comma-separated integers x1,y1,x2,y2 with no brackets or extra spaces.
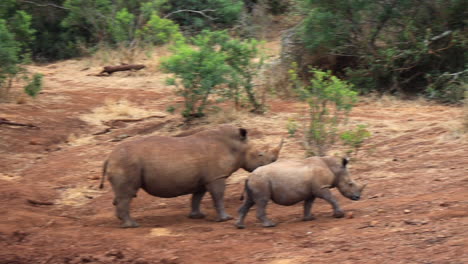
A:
27,199,54,206
97,64,146,76
164,9,216,20
0,118,39,129
103,114,166,127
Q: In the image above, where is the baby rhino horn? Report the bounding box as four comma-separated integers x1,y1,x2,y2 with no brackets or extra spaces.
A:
360,183,368,192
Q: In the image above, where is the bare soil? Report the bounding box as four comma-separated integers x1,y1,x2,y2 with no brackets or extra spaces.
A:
0,53,467,264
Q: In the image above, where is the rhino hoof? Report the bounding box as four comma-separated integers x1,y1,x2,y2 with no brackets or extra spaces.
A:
188,212,206,219
262,221,276,228
235,222,246,229
333,211,345,218
121,221,139,228
216,215,233,222
302,215,316,221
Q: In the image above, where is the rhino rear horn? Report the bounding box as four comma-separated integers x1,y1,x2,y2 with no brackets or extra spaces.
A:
321,185,332,189
239,128,248,140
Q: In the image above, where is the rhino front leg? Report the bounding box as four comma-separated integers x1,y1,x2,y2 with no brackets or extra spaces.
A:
188,189,206,219
317,189,345,218
207,178,233,222
303,197,317,221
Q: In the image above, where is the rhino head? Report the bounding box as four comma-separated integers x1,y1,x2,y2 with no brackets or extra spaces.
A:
242,138,283,172
326,158,366,201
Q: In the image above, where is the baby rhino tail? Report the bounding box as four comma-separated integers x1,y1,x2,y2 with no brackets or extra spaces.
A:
99,160,108,189
240,179,252,201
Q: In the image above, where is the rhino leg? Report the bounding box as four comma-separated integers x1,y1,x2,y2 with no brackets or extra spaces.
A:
255,199,276,227
109,169,141,228
235,194,255,229
317,189,345,218
207,178,233,222
115,196,139,228
188,189,207,219
302,197,317,221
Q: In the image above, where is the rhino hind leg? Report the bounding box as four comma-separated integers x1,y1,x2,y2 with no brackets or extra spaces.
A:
302,197,317,221
188,189,207,219
115,196,139,228
255,199,276,227
206,178,233,222
235,193,255,229
109,170,141,228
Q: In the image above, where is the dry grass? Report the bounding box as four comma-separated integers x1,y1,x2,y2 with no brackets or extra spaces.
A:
80,98,155,127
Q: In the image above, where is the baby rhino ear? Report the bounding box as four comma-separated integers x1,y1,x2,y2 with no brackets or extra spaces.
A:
239,128,248,141
342,157,349,168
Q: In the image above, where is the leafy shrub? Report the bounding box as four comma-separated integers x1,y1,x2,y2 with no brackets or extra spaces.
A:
340,124,371,156
24,74,43,98
161,30,265,120
290,64,357,156
136,13,184,45
161,31,231,119
0,19,42,101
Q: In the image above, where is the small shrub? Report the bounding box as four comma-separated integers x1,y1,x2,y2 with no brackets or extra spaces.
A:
286,118,298,137
290,63,357,156
160,31,231,120
24,74,43,98
340,124,371,156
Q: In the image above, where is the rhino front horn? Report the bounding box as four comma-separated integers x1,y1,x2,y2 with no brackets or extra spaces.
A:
272,138,284,158
360,183,368,192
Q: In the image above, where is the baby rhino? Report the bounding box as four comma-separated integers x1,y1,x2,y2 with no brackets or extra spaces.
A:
235,156,366,228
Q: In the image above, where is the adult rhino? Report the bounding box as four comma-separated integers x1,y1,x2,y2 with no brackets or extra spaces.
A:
235,157,366,228
99,125,283,228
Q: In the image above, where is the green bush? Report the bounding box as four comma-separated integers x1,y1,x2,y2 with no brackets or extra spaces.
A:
136,13,184,45
161,30,265,119
0,19,42,100
299,0,467,102
24,74,43,98
290,64,357,156
161,31,231,119
340,124,371,156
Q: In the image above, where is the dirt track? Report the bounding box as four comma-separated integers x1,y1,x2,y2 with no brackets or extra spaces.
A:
0,57,467,264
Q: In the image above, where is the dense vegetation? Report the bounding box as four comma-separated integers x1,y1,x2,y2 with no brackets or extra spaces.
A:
298,0,467,102
0,0,466,103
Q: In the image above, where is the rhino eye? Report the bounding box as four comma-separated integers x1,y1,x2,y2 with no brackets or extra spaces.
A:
258,153,264,157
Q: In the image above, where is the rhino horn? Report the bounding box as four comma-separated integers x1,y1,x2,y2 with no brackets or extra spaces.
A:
321,184,332,189
272,138,284,158
360,183,368,192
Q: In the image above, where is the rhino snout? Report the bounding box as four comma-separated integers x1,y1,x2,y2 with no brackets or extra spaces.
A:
351,195,360,201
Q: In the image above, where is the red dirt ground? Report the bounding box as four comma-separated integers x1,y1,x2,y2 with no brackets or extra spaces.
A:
0,58,467,264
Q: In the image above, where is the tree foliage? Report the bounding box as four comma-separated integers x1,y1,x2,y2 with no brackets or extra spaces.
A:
0,19,42,100
299,0,467,102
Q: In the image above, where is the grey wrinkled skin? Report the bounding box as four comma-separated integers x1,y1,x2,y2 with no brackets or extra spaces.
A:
235,157,366,229
99,125,283,228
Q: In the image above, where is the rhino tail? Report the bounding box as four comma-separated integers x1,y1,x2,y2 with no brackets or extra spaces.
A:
240,179,249,201
99,160,108,189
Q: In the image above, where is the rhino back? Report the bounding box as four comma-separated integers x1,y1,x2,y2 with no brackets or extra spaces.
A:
251,160,336,205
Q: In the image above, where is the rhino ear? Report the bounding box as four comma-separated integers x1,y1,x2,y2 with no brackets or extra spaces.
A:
239,128,248,141
342,157,349,168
